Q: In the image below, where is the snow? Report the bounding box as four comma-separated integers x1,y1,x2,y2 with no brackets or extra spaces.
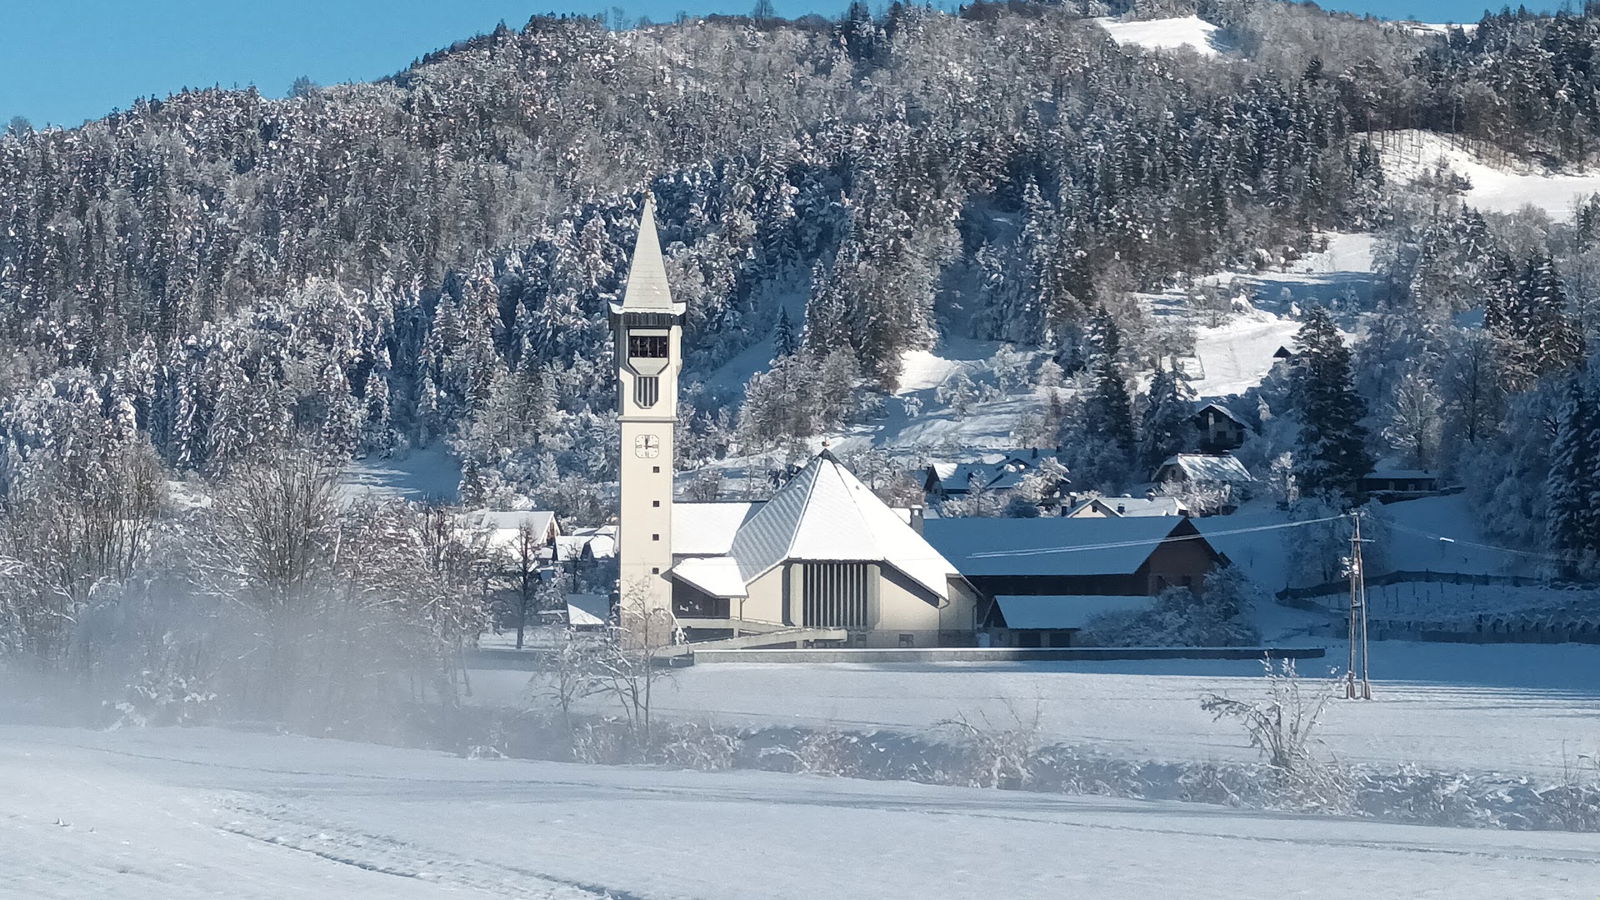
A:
1095,16,1224,58
339,446,461,505
477,638,1600,782
1372,129,1600,218
5,722,1599,899
1143,232,1373,398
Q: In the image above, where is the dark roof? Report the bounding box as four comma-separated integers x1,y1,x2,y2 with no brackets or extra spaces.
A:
924,516,1219,578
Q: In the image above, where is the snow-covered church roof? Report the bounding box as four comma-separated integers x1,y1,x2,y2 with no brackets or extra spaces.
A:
669,451,962,601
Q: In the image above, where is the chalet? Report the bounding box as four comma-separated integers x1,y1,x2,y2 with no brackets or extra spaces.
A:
1273,345,1295,360
1153,453,1254,491
667,450,980,647
464,509,560,565
924,517,1226,648
1063,495,1188,518
1193,402,1249,452
923,451,1066,501
1359,464,1441,501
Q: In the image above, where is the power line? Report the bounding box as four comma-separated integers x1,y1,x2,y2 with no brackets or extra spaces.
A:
967,513,1349,560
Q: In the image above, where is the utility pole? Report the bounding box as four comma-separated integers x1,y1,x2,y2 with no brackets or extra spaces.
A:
1346,511,1372,700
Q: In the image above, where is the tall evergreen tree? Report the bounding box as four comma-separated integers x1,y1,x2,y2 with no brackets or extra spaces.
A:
774,306,797,359
1083,311,1134,455
1290,306,1371,502
1137,366,1197,473
1544,375,1600,578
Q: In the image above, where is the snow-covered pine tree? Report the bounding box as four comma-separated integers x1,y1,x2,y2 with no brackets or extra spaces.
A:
773,306,797,359
1544,375,1600,578
1083,309,1134,456
1137,366,1197,473
1290,306,1370,502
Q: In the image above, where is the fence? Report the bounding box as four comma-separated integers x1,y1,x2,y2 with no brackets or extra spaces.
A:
1280,571,1600,645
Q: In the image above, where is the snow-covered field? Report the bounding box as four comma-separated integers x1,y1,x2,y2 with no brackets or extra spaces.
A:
1373,129,1600,217
1095,15,1225,57
469,635,1600,782
5,722,1600,899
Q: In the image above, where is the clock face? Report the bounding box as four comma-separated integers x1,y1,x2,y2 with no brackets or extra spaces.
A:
634,434,660,459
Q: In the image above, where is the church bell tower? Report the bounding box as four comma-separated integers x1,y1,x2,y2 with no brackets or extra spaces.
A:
611,196,684,630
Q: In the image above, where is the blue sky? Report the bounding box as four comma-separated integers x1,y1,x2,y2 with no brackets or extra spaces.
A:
0,0,1560,129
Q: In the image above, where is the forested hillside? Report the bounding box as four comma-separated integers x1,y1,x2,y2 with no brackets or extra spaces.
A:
4,0,1600,554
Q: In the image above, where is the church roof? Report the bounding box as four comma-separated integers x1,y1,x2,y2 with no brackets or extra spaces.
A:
611,196,686,316
673,501,763,556
671,452,961,601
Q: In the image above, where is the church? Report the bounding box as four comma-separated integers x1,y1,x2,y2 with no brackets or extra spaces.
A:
612,197,979,648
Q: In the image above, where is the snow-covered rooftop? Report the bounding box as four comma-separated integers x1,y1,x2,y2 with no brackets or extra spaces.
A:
667,455,958,600
674,502,763,556
721,451,961,599
926,516,1205,577
1065,496,1185,518
995,595,1154,630
464,509,558,552
1157,454,1253,485
671,556,749,599
566,593,610,628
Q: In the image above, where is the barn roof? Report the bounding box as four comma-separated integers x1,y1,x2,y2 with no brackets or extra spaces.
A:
924,516,1212,577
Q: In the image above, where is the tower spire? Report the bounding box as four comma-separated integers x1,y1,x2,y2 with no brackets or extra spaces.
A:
615,194,682,314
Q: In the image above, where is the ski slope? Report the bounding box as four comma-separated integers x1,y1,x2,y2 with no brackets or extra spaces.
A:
4,723,1598,900
1095,15,1224,57
1373,129,1600,218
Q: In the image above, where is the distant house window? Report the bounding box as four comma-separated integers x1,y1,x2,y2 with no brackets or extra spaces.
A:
628,335,669,359
634,376,660,408
801,562,870,630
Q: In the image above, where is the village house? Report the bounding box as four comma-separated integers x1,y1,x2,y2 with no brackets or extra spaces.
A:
923,517,1227,647
1152,453,1255,513
463,509,561,566
1359,463,1442,501
1193,402,1250,453
1062,495,1188,518
922,450,1067,503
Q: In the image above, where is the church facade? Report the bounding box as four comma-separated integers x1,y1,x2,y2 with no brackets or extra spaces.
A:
613,197,978,647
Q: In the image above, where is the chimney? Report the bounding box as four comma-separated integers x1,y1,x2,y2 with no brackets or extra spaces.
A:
908,505,925,535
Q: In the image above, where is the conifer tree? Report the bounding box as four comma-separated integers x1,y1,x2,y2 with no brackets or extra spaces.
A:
1083,310,1134,456
1545,375,1600,578
774,306,797,359
1137,366,1197,473
1290,306,1371,502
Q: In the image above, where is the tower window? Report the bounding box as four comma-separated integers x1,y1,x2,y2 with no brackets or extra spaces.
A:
652,534,660,541
628,335,669,359
634,376,659,408
653,466,660,473
652,500,660,508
